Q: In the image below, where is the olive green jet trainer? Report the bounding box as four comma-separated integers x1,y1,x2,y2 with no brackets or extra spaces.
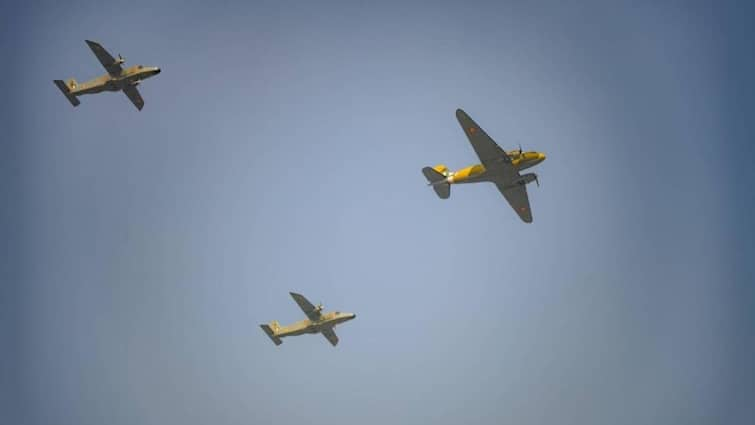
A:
54,40,161,110
261,292,356,346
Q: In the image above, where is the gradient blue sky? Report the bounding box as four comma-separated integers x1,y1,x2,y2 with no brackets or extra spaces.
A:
2,1,754,424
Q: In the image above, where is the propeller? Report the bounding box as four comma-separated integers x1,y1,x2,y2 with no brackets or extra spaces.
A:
534,174,540,187
115,54,125,65
518,144,523,156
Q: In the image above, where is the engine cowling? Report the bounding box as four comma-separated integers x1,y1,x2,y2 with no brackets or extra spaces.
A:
515,173,538,186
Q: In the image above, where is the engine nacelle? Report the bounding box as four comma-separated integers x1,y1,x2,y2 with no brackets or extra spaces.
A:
114,55,125,65
515,173,538,186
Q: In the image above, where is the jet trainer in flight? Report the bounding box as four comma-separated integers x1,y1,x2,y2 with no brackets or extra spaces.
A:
260,292,356,347
422,109,546,223
54,40,161,110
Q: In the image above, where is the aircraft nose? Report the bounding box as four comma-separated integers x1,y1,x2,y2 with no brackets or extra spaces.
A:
539,152,546,161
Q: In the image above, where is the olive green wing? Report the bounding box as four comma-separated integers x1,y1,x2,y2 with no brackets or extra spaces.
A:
122,85,144,111
289,292,321,321
321,327,339,346
455,108,514,177
495,183,533,223
85,40,123,76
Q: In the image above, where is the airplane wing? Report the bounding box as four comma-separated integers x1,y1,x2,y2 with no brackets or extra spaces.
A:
85,40,123,75
321,327,339,346
289,292,321,321
122,85,144,110
495,183,533,223
456,109,535,222
455,109,514,176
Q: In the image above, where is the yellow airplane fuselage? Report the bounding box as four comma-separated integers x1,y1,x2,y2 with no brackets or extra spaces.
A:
68,65,161,95
434,151,546,184
272,311,356,338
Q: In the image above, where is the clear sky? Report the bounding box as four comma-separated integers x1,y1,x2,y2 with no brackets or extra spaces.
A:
2,1,754,424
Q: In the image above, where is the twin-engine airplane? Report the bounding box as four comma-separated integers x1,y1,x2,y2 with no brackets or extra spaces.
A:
261,292,357,347
54,40,161,111
423,109,546,223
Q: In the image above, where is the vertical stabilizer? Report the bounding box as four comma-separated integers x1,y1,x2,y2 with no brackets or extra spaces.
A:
422,166,451,199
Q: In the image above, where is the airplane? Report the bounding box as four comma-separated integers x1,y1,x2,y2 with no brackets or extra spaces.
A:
54,40,161,111
260,292,357,347
422,109,547,223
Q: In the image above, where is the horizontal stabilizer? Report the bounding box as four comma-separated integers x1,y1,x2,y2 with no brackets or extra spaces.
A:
260,324,282,346
53,80,80,107
422,167,450,199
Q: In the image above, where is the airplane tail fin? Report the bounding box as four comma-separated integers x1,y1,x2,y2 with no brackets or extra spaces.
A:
260,321,282,346
422,166,450,199
53,79,80,107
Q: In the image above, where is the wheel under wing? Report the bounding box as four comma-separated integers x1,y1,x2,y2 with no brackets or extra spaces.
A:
321,327,339,346
85,40,123,76
289,292,322,321
496,183,533,223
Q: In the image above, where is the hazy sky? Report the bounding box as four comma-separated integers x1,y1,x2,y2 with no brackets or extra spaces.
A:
2,1,754,424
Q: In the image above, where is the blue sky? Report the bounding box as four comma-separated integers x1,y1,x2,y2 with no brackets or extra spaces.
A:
2,1,753,424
